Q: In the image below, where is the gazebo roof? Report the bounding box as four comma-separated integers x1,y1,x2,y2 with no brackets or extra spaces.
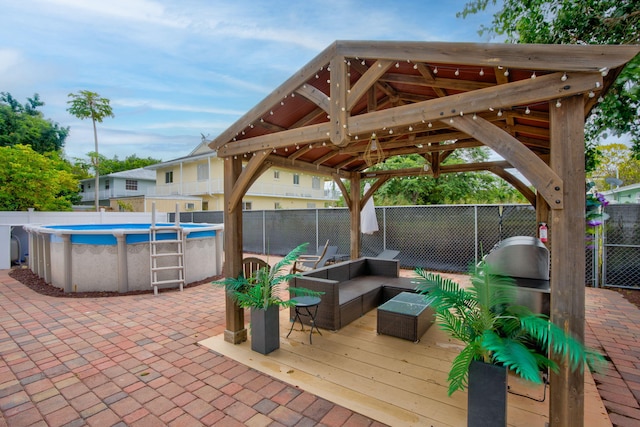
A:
210,41,636,184
211,41,640,426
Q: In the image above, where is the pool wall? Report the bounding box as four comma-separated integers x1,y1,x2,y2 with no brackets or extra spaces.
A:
25,223,224,293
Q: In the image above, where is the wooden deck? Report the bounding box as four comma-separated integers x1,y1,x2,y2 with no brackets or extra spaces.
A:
200,306,610,426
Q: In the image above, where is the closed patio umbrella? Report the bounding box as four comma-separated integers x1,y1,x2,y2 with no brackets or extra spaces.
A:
361,183,379,235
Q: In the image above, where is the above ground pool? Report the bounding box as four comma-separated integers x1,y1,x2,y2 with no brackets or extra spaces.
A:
25,222,224,293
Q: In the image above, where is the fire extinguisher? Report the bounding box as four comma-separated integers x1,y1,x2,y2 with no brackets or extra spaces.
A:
539,222,548,243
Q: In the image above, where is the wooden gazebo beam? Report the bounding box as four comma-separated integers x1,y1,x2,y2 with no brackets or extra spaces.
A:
216,71,600,158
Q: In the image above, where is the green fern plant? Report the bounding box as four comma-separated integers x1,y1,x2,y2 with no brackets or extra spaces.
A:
215,243,322,309
414,262,604,396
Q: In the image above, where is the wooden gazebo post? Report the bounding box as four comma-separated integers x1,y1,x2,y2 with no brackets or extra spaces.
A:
223,156,247,344
548,94,587,426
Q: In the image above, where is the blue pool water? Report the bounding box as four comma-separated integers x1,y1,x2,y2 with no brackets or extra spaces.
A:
44,223,216,245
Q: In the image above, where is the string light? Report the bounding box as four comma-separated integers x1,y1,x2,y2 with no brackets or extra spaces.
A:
531,71,537,79
428,122,433,128
556,99,562,108
588,91,595,98
561,73,568,81
395,62,400,68
497,109,503,117
503,69,509,77
454,68,460,76
600,67,609,76
479,68,484,76
472,113,477,120
525,106,531,114
433,66,438,74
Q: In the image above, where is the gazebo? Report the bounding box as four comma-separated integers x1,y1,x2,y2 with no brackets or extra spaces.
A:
209,41,639,426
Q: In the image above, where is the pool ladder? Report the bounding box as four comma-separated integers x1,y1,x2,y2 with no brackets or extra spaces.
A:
149,224,185,295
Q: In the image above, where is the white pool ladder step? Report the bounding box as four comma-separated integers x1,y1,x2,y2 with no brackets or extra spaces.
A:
149,224,185,295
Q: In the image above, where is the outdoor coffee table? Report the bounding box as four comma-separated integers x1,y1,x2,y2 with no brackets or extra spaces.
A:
377,292,435,342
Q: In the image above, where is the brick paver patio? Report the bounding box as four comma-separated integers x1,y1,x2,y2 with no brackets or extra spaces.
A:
1,268,638,426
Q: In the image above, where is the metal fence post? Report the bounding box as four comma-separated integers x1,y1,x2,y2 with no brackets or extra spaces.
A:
383,207,387,250
262,210,266,255
474,205,479,265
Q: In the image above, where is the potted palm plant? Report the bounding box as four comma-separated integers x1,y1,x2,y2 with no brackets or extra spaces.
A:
215,243,322,355
414,261,604,427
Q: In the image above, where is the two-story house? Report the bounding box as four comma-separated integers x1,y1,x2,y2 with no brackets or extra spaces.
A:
78,168,157,209
145,142,339,211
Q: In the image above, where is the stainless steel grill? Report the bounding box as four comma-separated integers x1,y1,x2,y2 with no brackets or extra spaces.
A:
484,236,550,315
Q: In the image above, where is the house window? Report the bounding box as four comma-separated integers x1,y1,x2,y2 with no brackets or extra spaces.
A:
197,163,209,181
105,179,110,190
165,171,173,183
185,202,195,211
80,184,85,192
242,202,252,210
293,174,300,185
274,202,281,209
312,176,321,190
125,180,138,191
307,203,316,208
274,170,280,179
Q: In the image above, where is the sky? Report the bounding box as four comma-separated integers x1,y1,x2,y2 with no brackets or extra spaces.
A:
1,0,501,163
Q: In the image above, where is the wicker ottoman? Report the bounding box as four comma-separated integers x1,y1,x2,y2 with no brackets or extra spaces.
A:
377,292,435,342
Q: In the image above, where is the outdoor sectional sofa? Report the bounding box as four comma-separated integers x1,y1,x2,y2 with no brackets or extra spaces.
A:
289,257,419,331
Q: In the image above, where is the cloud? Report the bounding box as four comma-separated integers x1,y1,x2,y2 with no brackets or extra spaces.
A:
113,98,246,116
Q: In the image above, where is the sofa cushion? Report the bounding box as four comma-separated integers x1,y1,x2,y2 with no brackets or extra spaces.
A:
338,276,386,304
365,258,400,276
349,258,367,278
327,263,351,282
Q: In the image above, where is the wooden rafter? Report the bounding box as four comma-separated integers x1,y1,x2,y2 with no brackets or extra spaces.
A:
216,71,601,158
447,115,563,209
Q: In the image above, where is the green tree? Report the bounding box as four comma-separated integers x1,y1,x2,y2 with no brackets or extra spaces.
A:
67,90,114,211
0,145,80,211
370,149,526,205
459,0,640,165
588,143,640,189
0,92,69,153
75,152,161,176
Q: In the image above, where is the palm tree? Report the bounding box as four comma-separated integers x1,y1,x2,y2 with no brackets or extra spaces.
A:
67,91,114,211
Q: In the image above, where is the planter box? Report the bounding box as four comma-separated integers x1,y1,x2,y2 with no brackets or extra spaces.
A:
250,305,280,354
468,360,507,427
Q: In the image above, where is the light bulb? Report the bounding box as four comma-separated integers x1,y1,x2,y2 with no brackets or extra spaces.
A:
408,126,413,131
556,99,562,108
395,62,400,68
561,73,568,81
479,68,484,76
525,106,531,114
472,113,477,120
503,69,509,76
413,63,418,69
497,109,503,117
588,91,595,98
455,69,460,76
428,122,433,128
433,66,438,74
531,71,537,79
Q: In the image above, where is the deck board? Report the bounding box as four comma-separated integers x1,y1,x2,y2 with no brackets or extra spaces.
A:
200,307,610,427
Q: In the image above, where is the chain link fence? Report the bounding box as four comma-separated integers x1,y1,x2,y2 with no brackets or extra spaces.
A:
602,204,640,288
173,204,640,287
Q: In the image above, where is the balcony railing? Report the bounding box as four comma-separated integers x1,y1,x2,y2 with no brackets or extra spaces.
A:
150,179,340,200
